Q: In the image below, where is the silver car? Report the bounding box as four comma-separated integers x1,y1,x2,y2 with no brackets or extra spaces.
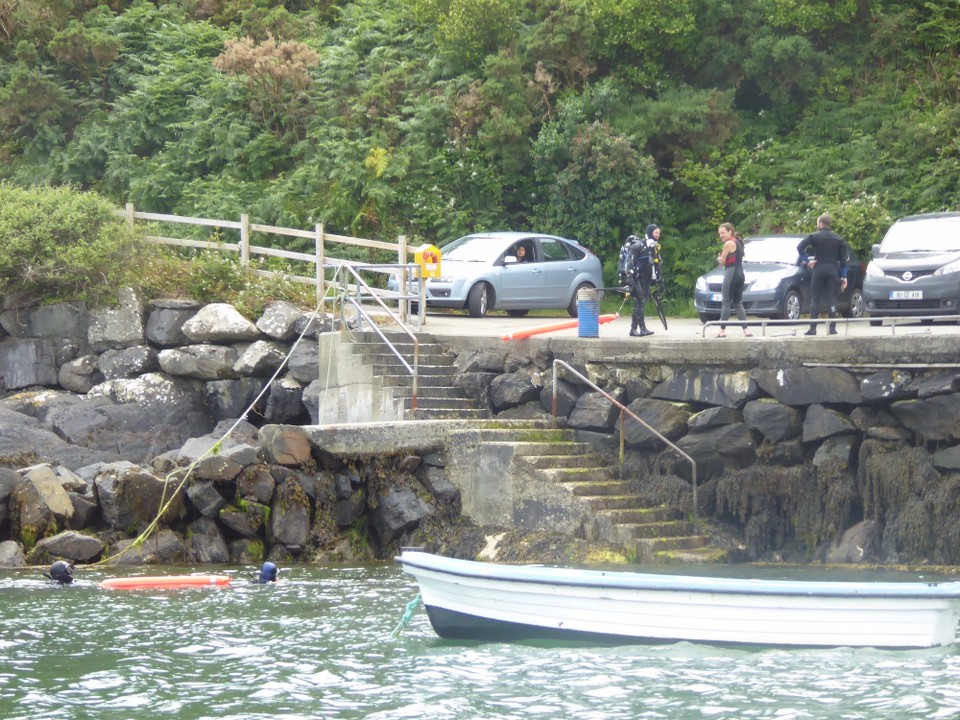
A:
391,231,603,317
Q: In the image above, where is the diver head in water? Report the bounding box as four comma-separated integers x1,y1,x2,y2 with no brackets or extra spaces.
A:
48,560,74,585
257,562,279,583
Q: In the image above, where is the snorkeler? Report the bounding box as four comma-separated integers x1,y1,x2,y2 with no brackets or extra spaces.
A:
46,560,74,585
256,562,279,584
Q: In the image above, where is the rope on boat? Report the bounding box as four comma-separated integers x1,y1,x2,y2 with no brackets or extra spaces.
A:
391,594,423,637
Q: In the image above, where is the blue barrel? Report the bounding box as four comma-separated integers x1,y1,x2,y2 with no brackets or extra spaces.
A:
577,288,600,338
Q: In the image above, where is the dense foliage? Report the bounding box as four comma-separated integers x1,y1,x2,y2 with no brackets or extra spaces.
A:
1,0,958,302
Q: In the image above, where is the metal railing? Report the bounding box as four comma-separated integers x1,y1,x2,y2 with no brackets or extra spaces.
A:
551,359,699,518
327,263,421,412
702,314,960,337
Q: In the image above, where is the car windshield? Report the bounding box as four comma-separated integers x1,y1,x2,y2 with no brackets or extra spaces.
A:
743,238,799,264
879,216,960,253
441,235,505,262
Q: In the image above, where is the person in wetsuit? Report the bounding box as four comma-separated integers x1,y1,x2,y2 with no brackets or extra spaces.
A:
620,224,660,337
716,222,751,338
797,213,849,336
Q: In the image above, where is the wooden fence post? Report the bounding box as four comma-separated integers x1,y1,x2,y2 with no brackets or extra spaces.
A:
125,203,135,232
240,214,250,267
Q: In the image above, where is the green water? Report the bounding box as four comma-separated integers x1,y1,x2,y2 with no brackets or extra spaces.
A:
2,563,960,719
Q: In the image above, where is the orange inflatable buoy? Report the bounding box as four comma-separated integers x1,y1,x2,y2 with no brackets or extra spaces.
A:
501,313,619,341
100,575,232,590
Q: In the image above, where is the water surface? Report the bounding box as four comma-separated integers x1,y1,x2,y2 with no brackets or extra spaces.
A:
2,563,959,719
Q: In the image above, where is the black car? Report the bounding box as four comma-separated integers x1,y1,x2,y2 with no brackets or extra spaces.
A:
693,235,866,323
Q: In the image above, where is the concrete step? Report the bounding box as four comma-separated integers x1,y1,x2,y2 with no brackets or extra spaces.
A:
539,467,619,483
372,364,458,377
361,351,455,367
564,480,630,497
653,546,729,563
596,506,680,524
636,535,709,562
621,520,698,539
505,440,597,457
582,495,649,511
411,408,490,420
380,373,462,388
404,396,481,411
463,429,574,444
394,385,471,400
518,453,611,469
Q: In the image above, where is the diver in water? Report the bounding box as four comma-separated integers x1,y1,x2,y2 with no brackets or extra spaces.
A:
256,561,279,584
46,560,74,585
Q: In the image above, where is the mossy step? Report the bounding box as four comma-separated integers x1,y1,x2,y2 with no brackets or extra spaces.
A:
410,408,490,419
502,440,598,456
636,536,708,560
403,397,480,410
582,495,649,511
539,467,618,483
564,480,630,497
470,430,575,444
652,546,729,564
621,520,698,539
361,351,455,367
596,506,680,524
518,453,610,469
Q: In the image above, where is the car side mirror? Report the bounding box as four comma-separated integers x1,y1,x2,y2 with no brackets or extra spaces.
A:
871,243,880,259
504,255,518,265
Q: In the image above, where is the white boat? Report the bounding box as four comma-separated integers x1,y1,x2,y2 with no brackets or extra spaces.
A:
396,550,960,649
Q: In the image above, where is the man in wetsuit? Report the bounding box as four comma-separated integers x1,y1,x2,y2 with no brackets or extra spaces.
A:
619,224,660,337
797,213,849,336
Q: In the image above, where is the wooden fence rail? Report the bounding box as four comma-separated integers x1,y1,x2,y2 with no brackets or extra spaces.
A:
117,203,408,304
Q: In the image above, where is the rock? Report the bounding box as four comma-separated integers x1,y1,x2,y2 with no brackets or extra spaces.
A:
420,465,460,504
860,369,914,402
269,479,311,552
802,404,858,443
286,340,320,383
233,340,289,376
260,425,313,466
263,377,307,423
688,406,742,432
813,435,859,469
98,345,159,380
186,479,228,517
88,287,145,351
0,337,60,389
219,501,269,537
186,517,230,563
915,371,960,399
539,378,578,417
676,423,756,478
891,394,960,441
236,465,277,503
9,465,74,549
743,398,804,441
567,389,623,432
256,301,302,341
204,377,268,422
106,528,187,565
58,354,105,393
622,398,692,449
94,464,186,533
27,530,105,564
825,520,883,564
157,345,238,380
932,444,960,472
490,373,540,411
0,540,26,566
752,367,862,406
370,487,432,545
145,299,200,346
652,369,758,408
181,303,260,343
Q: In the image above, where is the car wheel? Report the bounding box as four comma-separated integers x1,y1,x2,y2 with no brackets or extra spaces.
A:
506,309,528,317
467,283,491,317
698,312,719,324
567,283,595,318
843,288,864,319
781,290,802,321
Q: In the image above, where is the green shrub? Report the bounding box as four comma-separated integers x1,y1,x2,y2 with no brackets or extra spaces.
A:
0,183,143,304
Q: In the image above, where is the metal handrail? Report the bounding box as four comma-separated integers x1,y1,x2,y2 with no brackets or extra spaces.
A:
326,263,420,412
551,359,699,519
702,314,960,337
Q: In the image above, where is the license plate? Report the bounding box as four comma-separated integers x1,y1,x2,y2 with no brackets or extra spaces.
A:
889,290,922,300
710,293,723,302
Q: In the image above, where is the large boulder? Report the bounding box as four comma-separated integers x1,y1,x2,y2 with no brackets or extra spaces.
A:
181,303,260,343
8,465,74,550
269,479,311,552
94,464,186,533
752,367,862,406
27,530,105,564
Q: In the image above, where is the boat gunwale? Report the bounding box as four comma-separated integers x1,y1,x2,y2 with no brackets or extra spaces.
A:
396,552,960,600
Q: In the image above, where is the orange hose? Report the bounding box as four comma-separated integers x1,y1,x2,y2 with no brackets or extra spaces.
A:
501,313,619,341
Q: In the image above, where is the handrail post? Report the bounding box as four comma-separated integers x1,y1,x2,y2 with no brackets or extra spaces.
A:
315,223,324,306
551,364,559,427
398,234,407,322
619,409,625,467
240,213,250,267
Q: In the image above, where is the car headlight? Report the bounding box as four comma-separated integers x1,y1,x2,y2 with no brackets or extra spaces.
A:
865,263,885,279
695,276,707,291
749,275,783,292
933,259,960,276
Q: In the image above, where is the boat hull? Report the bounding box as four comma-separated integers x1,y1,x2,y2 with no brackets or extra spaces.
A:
397,551,960,649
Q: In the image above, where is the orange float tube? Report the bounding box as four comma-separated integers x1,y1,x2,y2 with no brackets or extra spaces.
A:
501,313,619,341
100,575,232,590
